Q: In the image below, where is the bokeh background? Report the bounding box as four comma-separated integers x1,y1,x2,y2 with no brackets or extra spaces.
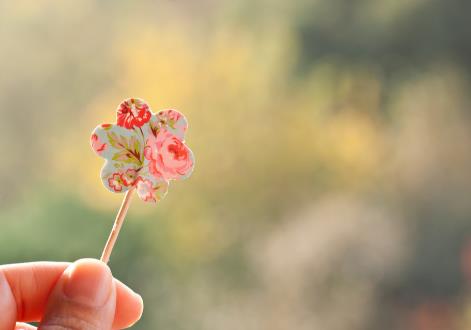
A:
1,0,471,329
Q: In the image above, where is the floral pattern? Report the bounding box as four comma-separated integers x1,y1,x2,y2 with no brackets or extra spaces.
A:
117,98,152,129
91,133,107,155
91,97,194,203
108,173,126,192
144,129,194,180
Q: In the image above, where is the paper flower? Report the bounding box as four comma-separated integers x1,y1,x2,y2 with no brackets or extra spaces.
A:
91,98,194,203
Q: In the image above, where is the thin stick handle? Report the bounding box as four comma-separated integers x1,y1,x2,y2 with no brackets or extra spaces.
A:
100,188,135,264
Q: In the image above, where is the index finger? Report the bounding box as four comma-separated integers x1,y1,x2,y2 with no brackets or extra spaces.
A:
0,262,68,324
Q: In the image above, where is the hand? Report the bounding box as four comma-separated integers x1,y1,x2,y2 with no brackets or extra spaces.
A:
0,259,143,330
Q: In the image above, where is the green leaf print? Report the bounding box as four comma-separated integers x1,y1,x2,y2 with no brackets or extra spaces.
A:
107,132,143,166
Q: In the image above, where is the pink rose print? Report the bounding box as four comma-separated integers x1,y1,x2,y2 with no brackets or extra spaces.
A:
144,129,194,181
117,98,152,129
91,98,194,203
91,133,107,154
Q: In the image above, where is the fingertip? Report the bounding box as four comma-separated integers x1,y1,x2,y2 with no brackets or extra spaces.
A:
65,259,145,327
39,258,116,329
114,280,144,328
62,258,113,308
69,258,111,276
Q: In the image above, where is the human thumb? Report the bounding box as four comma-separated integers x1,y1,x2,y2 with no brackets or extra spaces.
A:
39,259,116,330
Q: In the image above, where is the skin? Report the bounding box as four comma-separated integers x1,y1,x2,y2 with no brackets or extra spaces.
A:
0,259,143,330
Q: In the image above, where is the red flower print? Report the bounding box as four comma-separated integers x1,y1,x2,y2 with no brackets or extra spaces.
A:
91,133,106,154
117,98,152,129
144,128,194,180
108,173,126,192
122,169,138,186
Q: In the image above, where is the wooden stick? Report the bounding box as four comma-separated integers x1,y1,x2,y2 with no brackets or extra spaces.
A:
100,188,135,264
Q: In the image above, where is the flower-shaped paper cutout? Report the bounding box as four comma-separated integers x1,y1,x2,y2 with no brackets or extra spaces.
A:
91,98,194,203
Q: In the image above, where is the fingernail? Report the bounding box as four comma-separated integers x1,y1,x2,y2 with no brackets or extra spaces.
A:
63,259,112,307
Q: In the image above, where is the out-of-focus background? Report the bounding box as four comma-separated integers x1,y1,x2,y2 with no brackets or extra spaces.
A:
1,0,471,329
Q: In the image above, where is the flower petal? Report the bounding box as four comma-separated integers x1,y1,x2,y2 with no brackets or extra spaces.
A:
135,174,169,203
146,110,188,141
116,98,152,129
144,128,195,181
91,124,145,168
100,161,137,194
